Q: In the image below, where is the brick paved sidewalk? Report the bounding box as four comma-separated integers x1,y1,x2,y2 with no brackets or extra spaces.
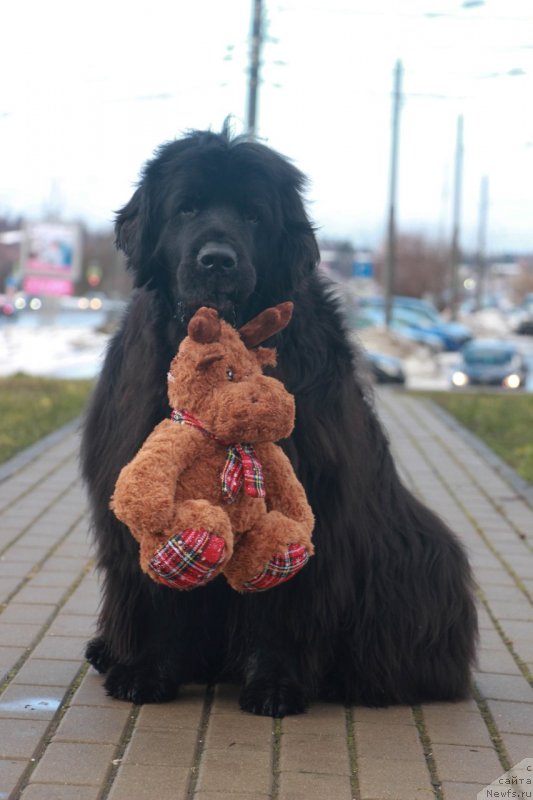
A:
1,391,532,800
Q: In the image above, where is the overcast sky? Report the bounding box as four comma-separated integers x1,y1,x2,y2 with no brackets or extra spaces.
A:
1,0,532,253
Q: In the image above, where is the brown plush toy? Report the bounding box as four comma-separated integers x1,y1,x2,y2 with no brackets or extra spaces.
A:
110,302,315,593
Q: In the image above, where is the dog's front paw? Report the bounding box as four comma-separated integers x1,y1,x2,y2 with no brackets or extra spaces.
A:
85,637,114,674
104,662,180,704
240,679,308,717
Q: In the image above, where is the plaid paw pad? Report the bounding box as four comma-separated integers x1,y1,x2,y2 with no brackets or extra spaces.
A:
149,528,227,590
241,543,309,592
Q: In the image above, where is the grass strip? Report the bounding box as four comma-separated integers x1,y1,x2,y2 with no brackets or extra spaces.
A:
417,392,533,485
0,374,93,464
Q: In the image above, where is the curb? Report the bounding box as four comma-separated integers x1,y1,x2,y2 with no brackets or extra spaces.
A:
425,398,533,511
0,417,81,485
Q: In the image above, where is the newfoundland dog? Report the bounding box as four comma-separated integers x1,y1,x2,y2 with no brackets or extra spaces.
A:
82,129,477,716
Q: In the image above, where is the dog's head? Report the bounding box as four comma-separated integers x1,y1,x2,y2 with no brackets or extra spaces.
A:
115,130,319,324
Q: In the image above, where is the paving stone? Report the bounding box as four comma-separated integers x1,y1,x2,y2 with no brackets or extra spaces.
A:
279,733,350,776
488,600,533,622
353,705,415,726
281,703,347,737
20,785,100,800
54,705,131,744
13,585,65,606
357,756,433,800
30,742,116,785
500,733,533,764
422,709,494,748
71,672,127,709
0,758,28,799
441,780,495,798
0,718,49,758
12,658,81,688
419,700,480,721
0,577,25,601
31,635,87,661
135,686,205,729
476,647,522,676
0,645,25,680
430,743,502,783
0,684,65,720
47,614,95,638
196,747,272,794
30,571,79,588
278,770,352,800
205,710,271,748
487,699,533,735
107,764,191,800
194,794,269,800
354,720,425,761
475,672,533,703
123,728,196,766
1,603,55,626
0,623,42,647
0,561,33,581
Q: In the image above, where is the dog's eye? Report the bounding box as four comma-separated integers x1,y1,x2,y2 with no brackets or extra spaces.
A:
179,203,198,217
226,368,234,381
245,211,259,224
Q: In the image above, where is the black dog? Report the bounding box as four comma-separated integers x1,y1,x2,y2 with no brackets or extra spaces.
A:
82,130,477,716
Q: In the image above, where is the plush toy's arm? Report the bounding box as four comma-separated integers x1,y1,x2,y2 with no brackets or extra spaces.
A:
257,443,315,535
110,420,202,539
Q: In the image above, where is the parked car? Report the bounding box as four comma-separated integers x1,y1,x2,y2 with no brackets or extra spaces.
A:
352,306,442,351
365,351,406,385
357,296,472,351
451,340,528,390
511,296,533,336
0,294,17,318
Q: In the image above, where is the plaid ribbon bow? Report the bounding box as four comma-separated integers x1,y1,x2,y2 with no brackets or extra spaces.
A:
171,409,266,504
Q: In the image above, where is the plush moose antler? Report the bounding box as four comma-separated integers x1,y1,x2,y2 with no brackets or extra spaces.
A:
238,302,293,348
188,307,222,344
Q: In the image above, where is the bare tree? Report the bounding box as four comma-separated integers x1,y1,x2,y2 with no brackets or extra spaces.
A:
374,234,450,300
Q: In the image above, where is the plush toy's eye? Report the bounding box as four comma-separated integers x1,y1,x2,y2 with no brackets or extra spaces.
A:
226,368,234,381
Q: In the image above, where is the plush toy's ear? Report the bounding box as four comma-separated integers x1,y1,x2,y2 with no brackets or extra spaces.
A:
255,347,277,369
196,353,224,372
239,302,293,348
188,307,222,343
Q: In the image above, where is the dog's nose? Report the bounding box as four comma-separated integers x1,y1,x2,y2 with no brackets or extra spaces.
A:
196,243,237,273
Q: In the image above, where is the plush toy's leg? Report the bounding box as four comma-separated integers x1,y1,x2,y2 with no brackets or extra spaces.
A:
240,544,310,592
146,500,233,590
224,511,313,593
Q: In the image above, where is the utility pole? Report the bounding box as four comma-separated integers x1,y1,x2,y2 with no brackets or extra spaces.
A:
450,114,464,321
475,175,489,311
246,0,264,137
385,59,403,329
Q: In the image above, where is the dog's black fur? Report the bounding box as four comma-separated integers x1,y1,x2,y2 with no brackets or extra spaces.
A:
82,130,477,716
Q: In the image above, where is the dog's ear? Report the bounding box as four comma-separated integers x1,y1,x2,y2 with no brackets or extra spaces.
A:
277,165,320,286
115,185,155,287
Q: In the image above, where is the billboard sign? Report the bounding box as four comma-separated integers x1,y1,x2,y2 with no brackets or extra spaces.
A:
22,222,82,297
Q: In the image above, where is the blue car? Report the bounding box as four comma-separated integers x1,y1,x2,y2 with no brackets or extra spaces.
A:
451,340,528,390
357,296,472,351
